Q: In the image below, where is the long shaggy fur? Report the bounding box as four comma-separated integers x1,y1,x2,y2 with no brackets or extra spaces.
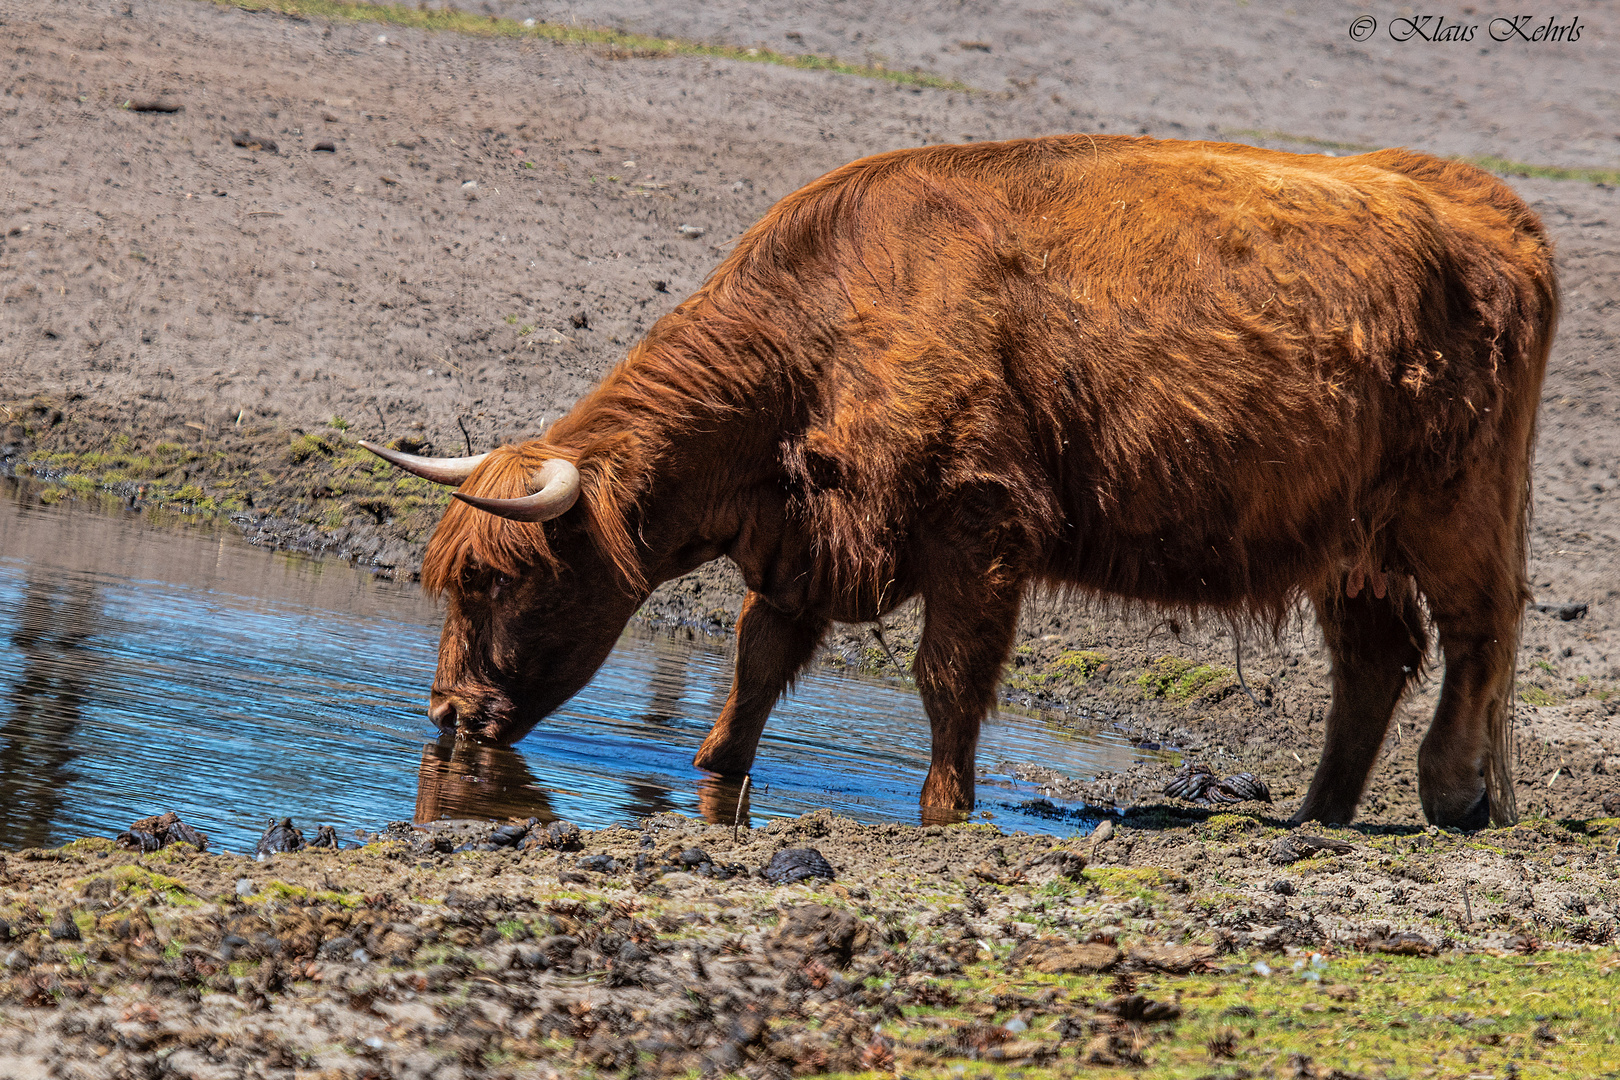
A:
423,135,1556,824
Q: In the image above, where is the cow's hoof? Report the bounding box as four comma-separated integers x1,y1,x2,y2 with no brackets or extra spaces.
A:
1425,788,1489,831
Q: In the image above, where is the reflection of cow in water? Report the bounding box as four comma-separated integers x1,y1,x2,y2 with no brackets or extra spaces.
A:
414,739,752,826
414,739,557,825
373,136,1557,829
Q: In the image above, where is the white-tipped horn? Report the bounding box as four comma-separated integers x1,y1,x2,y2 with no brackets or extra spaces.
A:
359,440,490,486
451,458,581,522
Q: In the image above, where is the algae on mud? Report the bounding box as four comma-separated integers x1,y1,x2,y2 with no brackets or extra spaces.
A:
0,811,1616,1077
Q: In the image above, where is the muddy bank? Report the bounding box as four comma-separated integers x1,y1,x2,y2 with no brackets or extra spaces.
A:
0,808,1617,1077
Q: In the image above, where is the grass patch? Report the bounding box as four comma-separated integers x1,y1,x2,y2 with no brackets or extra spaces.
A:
82,865,196,906
1520,683,1566,707
1225,128,1620,185
255,880,365,907
207,0,969,90
1201,813,1266,841
1137,657,1231,700
853,947,1620,1076
1083,866,1170,902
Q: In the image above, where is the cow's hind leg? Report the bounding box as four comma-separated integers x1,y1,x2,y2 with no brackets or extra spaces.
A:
1295,578,1427,825
913,569,1025,815
693,591,828,776
1407,543,1526,828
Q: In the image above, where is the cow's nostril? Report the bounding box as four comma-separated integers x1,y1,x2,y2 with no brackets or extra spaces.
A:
428,692,458,733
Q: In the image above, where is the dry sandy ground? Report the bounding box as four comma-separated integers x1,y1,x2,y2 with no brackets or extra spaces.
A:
1,0,1618,901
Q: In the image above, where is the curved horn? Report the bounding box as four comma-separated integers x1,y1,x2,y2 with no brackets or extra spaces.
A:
452,458,581,522
359,440,489,486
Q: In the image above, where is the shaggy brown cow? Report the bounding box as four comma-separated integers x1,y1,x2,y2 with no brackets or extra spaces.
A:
365,135,1556,829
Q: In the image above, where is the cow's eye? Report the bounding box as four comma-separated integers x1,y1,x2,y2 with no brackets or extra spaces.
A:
490,573,513,596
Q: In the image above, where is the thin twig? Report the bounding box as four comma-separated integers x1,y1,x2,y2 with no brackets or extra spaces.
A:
870,620,909,680
732,774,751,843
456,415,473,456
1461,876,1474,926
1231,627,1267,710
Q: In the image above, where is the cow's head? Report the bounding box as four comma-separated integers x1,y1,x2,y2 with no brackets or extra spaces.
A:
362,440,646,744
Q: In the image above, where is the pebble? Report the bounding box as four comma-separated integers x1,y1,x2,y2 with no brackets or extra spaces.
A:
4,949,27,971
236,878,256,896
677,224,706,238
761,847,835,884
49,910,82,941
1091,819,1115,844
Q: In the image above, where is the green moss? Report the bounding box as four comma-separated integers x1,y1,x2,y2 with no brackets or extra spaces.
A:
257,880,365,907
1083,866,1169,902
289,432,336,463
62,838,119,854
206,0,971,91
1052,649,1109,679
1520,683,1566,707
1137,656,1232,700
82,865,196,906
1202,813,1266,840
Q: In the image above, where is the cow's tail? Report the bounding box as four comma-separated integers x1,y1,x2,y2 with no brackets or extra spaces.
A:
1486,264,1558,828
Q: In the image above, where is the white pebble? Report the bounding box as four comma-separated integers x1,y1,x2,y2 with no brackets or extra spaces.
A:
235,878,256,896
1252,960,1272,977
376,34,388,43
523,17,535,26
1003,1017,1028,1033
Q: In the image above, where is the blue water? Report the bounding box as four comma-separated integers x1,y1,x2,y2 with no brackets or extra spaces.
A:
0,480,1155,852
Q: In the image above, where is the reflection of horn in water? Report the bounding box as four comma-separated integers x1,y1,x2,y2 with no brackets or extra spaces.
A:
1,568,100,850
414,738,558,824
696,773,753,827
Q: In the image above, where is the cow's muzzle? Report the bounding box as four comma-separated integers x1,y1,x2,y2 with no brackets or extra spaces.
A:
428,685,518,742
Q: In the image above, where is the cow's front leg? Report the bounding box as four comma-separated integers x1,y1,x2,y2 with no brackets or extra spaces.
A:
913,575,1025,813
693,591,828,776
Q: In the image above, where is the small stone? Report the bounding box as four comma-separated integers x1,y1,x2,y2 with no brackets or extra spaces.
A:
4,950,27,971
1091,819,1115,844
677,224,706,238
540,820,582,850
49,911,81,941
762,848,835,884
1269,832,1352,865
235,878,256,896
256,817,305,856
489,822,530,847
316,936,355,959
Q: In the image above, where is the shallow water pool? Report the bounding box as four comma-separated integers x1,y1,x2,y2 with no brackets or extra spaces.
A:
0,480,1161,851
